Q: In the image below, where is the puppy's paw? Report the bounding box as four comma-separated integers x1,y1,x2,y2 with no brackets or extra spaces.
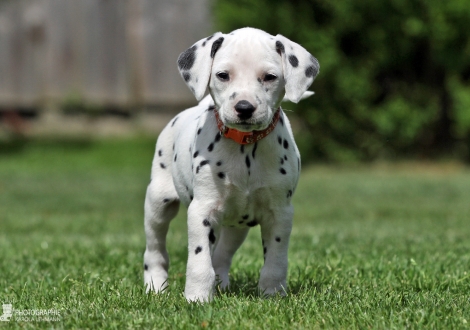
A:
144,272,168,294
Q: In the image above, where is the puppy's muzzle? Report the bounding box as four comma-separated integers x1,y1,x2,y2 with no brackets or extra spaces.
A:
235,100,256,120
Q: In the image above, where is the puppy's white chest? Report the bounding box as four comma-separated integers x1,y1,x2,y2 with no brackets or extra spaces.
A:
202,132,299,228
215,184,277,228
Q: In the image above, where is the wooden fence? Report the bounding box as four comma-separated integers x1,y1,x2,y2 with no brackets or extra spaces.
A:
0,0,211,109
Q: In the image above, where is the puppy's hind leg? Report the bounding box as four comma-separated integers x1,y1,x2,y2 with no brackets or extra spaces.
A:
144,132,180,293
212,227,249,290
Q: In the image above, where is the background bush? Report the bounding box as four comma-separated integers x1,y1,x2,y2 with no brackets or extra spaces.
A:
213,0,470,161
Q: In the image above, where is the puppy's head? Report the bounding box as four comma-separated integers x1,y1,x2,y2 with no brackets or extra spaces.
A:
177,28,319,132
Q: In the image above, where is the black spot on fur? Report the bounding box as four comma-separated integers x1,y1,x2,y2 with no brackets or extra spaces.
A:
240,145,245,153
196,166,200,174
177,45,197,70
284,155,288,161
172,143,175,151
183,72,191,82
158,149,163,157
275,237,281,242
195,246,202,254
208,143,214,152
200,160,209,167
210,37,224,58
216,161,222,166
174,154,177,161
203,219,211,227
305,66,317,78
288,54,299,67
163,198,170,203
257,77,262,84
208,105,216,111
275,41,285,55
193,151,199,158
277,136,282,145
280,168,287,175
287,190,293,198
245,155,251,168
242,214,249,220
246,220,258,227
209,229,216,244
229,92,237,100
252,142,258,159
283,139,289,149
160,163,166,169
144,264,148,270
197,128,202,135
279,115,284,126
171,117,179,127
202,41,206,47
280,157,284,165
206,35,214,41
215,132,222,143
306,56,319,78
218,172,225,179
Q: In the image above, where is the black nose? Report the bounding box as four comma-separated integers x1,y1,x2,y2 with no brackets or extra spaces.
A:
234,100,256,120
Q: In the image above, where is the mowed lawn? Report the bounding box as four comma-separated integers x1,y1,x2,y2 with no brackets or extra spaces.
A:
0,138,469,329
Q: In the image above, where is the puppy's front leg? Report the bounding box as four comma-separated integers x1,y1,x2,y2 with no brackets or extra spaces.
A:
184,200,217,302
259,205,294,296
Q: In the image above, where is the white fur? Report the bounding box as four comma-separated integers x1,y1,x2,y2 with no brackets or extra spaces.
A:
144,27,319,302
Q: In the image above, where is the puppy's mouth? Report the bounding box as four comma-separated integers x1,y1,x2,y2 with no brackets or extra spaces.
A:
220,112,270,132
224,120,266,132
214,108,281,144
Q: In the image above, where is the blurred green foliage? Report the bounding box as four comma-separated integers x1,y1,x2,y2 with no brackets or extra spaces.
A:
214,0,470,161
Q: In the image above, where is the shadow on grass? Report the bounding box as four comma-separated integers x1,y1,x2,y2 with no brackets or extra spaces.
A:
217,273,324,299
0,136,94,155
0,136,28,154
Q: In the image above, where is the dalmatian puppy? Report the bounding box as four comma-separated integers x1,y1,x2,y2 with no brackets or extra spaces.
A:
144,27,319,302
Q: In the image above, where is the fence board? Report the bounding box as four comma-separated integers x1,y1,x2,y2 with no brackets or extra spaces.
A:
0,0,212,109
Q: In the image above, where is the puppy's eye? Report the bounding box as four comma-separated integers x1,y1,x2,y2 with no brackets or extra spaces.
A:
264,74,277,82
216,72,230,81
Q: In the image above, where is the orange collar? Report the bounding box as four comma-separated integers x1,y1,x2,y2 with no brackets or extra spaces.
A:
214,108,281,144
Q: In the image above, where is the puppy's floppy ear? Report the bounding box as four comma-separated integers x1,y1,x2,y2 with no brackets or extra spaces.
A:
275,34,320,103
177,32,225,101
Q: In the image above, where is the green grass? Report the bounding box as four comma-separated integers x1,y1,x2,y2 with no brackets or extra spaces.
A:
1,138,469,329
